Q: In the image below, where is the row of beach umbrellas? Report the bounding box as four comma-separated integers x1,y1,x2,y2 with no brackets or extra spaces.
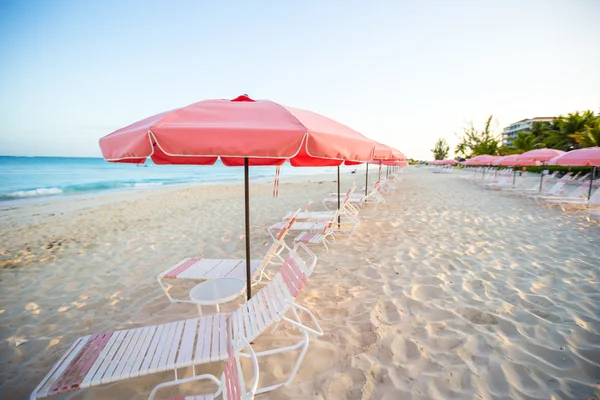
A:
99,95,406,298
457,147,600,199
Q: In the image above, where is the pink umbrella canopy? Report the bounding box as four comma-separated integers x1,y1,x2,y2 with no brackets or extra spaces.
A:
464,155,501,166
495,154,521,166
548,147,600,166
99,95,377,299
100,95,376,167
517,149,566,166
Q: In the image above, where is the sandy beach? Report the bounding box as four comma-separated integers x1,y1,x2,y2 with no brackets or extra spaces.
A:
1,167,600,399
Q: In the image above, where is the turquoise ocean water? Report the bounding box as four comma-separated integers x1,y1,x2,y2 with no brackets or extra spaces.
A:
0,156,341,202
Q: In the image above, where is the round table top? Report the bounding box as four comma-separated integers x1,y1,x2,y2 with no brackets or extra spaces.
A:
189,278,246,305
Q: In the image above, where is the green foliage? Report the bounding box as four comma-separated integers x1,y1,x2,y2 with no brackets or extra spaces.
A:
571,118,600,148
510,131,543,153
450,109,598,159
544,110,596,150
454,115,501,158
431,138,450,160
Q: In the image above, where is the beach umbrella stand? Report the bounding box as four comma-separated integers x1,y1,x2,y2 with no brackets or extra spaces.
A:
588,166,597,200
538,162,546,193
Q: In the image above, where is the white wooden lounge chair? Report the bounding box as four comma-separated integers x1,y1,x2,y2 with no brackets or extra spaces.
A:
545,187,600,209
282,187,359,222
294,220,335,252
159,210,300,303
270,201,359,241
322,181,384,210
31,244,322,399
484,174,511,189
527,174,574,200
533,182,591,204
148,334,258,400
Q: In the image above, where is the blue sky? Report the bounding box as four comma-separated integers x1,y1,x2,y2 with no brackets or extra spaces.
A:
0,0,598,160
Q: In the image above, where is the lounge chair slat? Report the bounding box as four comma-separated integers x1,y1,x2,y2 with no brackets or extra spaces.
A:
155,321,179,373
146,324,168,374
34,336,90,398
248,302,261,338
241,304,252,339
193,318,207,364
180,259,223,280
88,329,127,385
176,319,198,368
280,262,299,297
52,333,112,394
163,258,202,279
232,311,240,338
219,316,228,359
121,326,152,378
235,308,244,340
210,315,219,362
132,324,161,378
261,284,278,322
255,291,270,330
210,315,226,362
264,281,284,316
101,328,137,384
110,327,145,382
81,330,123,387
251,293,266,332
200,315,213,363
165,321,185,371
205,259,240,279
227,260,259,280
274,275,293,306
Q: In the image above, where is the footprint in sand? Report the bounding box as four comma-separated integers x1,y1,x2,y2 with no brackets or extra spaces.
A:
391,336,422,363
459,308,499,325
374,300,401,325
411,285,443,301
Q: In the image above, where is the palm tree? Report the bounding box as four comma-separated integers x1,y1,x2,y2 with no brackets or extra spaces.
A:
545,111,596,150
511,131,542,153
529,121,550,142
571,118,600,147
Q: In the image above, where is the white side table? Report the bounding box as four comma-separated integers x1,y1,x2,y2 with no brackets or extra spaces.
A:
189,278,246,317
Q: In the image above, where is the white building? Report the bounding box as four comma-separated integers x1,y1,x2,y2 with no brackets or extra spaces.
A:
502,117,554,146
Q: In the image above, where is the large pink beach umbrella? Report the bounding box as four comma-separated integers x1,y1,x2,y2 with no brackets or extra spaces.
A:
516,149,566,192
548,147,600,199
517,149,565,166
100,95,376,298
494,155,521,166
548,147,600,167
493,155,523,186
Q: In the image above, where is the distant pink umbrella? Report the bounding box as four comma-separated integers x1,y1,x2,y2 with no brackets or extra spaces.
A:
548,147,600,199
517,149,565,166
467,155,501,166
494,155,521,166
515,149,565,192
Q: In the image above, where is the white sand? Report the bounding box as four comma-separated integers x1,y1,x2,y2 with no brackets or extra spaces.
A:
1,168,599,399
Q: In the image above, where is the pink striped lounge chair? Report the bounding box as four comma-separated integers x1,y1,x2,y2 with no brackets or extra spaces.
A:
158,210,301,303
30,244,322,399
